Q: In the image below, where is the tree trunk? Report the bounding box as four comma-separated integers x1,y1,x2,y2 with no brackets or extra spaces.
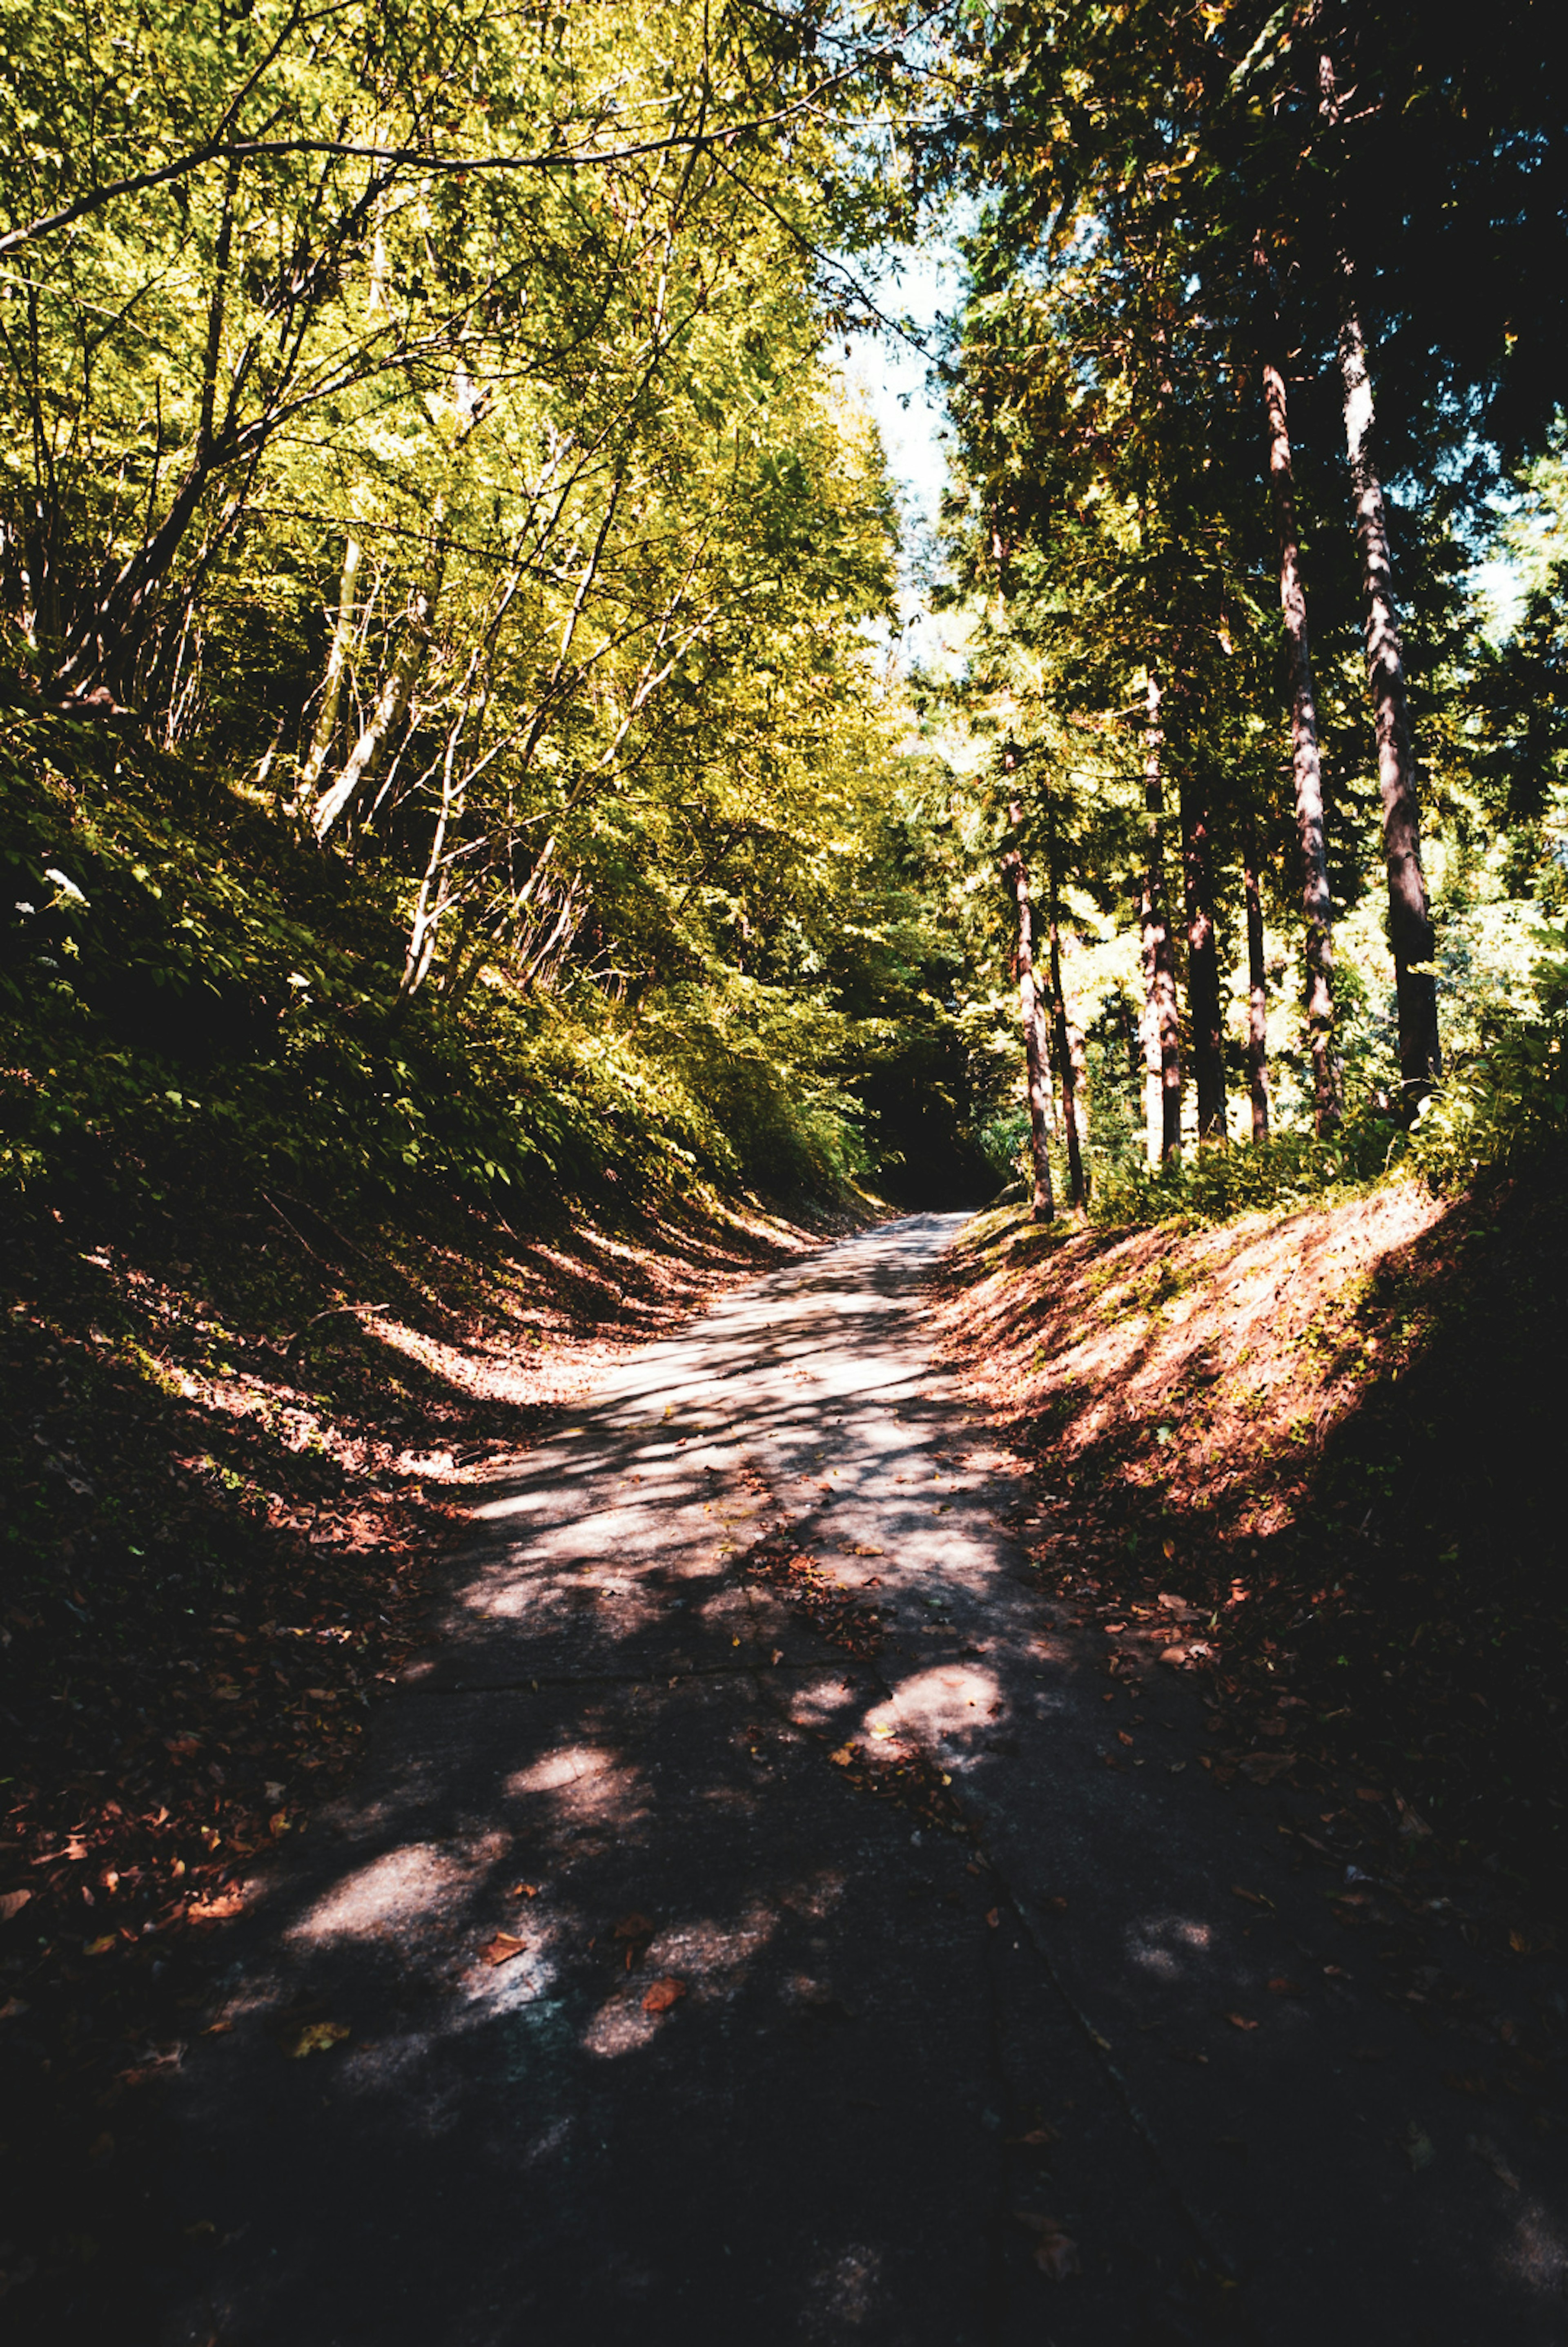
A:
1045,793,1087,1207
1142,674,1182,1164
1262,354,1340,1130
295,536,363,811
1179,757,1227,1142
1048,919,1088,1207
1335,293,1442,1098
1001,788,1055,1220
1319,50,1441,1098
310,510,445,844
1242,818,1271,1143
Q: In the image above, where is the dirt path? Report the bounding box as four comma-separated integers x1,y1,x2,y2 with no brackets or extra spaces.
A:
140,1216,1563,2345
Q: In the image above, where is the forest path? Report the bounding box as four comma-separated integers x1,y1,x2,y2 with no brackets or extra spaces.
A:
149,1215,1558,2345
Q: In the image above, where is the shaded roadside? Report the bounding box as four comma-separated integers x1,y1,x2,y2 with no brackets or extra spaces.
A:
931,1176,1568,1925
0,1172,829,2327
69,1215,1568,2343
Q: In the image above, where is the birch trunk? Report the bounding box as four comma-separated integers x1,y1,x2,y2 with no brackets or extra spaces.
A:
1262,355,1340,1129
1142,675,1182,1165
1045,794,1087,1206
1001,791,1055,1220
310,506,445,844
295,535,362,811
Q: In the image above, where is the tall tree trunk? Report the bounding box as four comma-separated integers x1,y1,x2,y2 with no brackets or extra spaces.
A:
310,509,445,844
1179,756,1227,1142
1242,817,1271,1143
295,535,363,811
1001,787,1055,1221
1045,796,1088,1207
1335,294,1442,1097
1262,351,1341,1131
1320,53,1441,1098
1048,921,1088,1207
1141,674,1182,1164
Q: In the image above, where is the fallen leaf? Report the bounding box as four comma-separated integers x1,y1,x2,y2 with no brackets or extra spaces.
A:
1355,1787,1384,1803
1116,1730,1134,1747
1,1996,31,2020
512,1882,540,1899
1231,1885,1274,1909
869,1722,896,1741
0,1889,33,1924
986,1907,1001,1929
612,1912,654,1941
1005,2125,1060,2146
1466,2133,1520,2190
829,1745,855,1766
287,2021,350,2058
643,1975,686,2015
187,1890,245,1923
1013,2212,1081,2279
84,1934,117,1956
1267,1977,1305,1997
1225,2012,1258,2032
1158,1646,1188,1668
481,1932,528,1967
1402,2121,1436,2172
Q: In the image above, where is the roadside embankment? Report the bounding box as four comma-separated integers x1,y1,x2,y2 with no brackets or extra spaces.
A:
932,1175,1568,1935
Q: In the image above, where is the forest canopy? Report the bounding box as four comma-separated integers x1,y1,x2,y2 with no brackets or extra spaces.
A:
2,0,1567,1222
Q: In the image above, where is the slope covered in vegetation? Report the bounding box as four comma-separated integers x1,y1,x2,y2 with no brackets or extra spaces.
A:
935,1177,1568,1925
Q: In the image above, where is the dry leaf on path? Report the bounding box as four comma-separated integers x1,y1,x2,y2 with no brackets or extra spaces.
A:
187,1890,246,1922
612,1912,654,1941
0,1888,33,1923
643,1975,686,2015
1225,2012,1258,2032
1466,2134,1519,2190
1443,2071,1491,2098
481,1932,528,1967
288,2020,350,2058
1014,2212,1081,2279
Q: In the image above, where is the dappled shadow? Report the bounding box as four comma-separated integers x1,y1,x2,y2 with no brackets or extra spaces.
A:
128,1212,1568,2344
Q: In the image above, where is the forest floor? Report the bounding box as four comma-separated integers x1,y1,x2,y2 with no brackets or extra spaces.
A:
6,1198,1564,2343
